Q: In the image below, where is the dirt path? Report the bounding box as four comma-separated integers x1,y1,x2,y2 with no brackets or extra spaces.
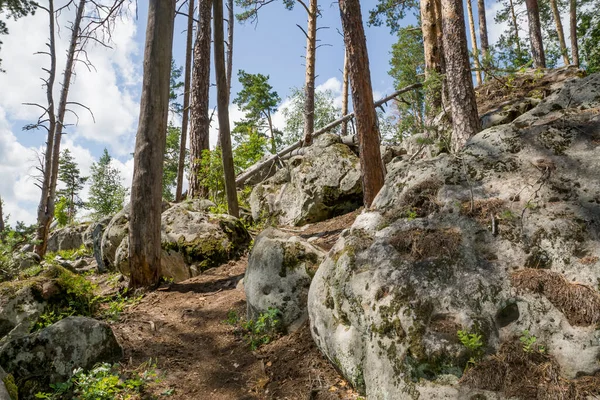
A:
112,211,362,400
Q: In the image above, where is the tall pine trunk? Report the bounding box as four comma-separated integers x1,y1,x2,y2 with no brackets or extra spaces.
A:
36,0,84,256
466,0,482,85
302,0,318,146
35,0,57,257
569,0,579,67
525,0,546,68
227,0,234,101
420,0,443,117
129,0,176,289
214,0,239,217
188,0,212,199
477,0,489,74
338,0,385,207
441,0,481,152
176,0,195,202
341,50,349,136
549,0,569,65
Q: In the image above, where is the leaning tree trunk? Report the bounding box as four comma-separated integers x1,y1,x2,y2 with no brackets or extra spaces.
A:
302,0,318,146
420,0,443,117
441,0,481,152
477,0,489,75
129,0,176,289
341,49,349,136
214,0,239,217
175,0,195,202
466,0,482,86
549,0,570,65
338,0,385,208
34,0,57,257
525,0,546,68
569,0,578,67
226,0,234,102
188,0,213,199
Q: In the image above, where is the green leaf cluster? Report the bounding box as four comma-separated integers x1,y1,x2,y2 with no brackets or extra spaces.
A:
88,149,128,220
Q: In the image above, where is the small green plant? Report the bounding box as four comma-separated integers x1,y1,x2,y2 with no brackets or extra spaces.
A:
35,361,159,400
520,330,544,353
225,309,240,325
458,329,484,369
405,209,418,220
99,290,143,322
45,244,93,263
500,209,517,220
240,307,283,350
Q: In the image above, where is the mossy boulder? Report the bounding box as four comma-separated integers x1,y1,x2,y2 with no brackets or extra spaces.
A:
250,133,363,226
47,224,89,253
114,200,250,282
245,228,325,332
308,73,600,399
0,317,122,399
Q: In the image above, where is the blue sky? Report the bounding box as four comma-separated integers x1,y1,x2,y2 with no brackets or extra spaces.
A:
0,0,515,225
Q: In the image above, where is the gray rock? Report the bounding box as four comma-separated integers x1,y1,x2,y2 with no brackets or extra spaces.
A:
480,97,541,130
13,252,41,271
90,216,112,273
0,366,14,400
308,73,600,399
245,228,325,332
47,224,89,253
0,287,45,345
0,317,122,397
112,200,249,282
250,133,363,226
100,204,131,271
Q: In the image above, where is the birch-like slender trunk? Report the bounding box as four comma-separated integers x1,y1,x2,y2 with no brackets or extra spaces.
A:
477,0,489,75
569,0,579,67
549,0,570,65
466,0,482,85
341,49,349,136
226,0,234,102
176,0,195,202
302,0,318,146
214,0,239,217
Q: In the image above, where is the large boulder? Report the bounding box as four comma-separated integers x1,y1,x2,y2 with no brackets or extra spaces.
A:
100,204,131,270
46,224,89,253
245,228,325,332
112,200,249,282
0,317,122,398
250,133,363,226
0,286,45,346
308,73,600,399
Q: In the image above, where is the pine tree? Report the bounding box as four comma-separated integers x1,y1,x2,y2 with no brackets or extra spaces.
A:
57,149,87,224
88,149,128,218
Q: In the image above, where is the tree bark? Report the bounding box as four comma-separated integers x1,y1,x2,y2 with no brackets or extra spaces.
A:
35,0,84,256
0,195,4,234
129,0,176,289
509,0,522,56
341,49,349,136
477,0,489,74
549,0,569,65
338,0,385,208
569,0,578,67
226,0,234,102
525,0,546,68
420,0,443,116
189,0,212,199
34,0,57,257
176,0,195,202
466,0,482,85
441,0,481,152
214,0,239,217
302,0,318,146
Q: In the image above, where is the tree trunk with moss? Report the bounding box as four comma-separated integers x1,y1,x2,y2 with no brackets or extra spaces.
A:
129,0,176,289
441,0,481,152
339,0,385,207
189,0,212,199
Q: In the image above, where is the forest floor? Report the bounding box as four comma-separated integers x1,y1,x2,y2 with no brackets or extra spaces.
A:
109,209,362,400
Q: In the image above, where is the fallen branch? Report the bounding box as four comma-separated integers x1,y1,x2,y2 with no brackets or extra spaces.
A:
235,82,423,187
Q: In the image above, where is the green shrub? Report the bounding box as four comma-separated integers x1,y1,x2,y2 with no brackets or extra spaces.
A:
241,307,283,350
35,362,160,400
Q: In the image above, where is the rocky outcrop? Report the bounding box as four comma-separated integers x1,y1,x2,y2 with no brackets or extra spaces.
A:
106,199,250,282
245,228,325,332
46,224,89,253
308,73,600,398
100,204,131,271
0,286,45,346
250,134,363,226
0,317,122,398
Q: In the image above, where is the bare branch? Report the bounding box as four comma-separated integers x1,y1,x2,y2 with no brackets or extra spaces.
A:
296,24,309,38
